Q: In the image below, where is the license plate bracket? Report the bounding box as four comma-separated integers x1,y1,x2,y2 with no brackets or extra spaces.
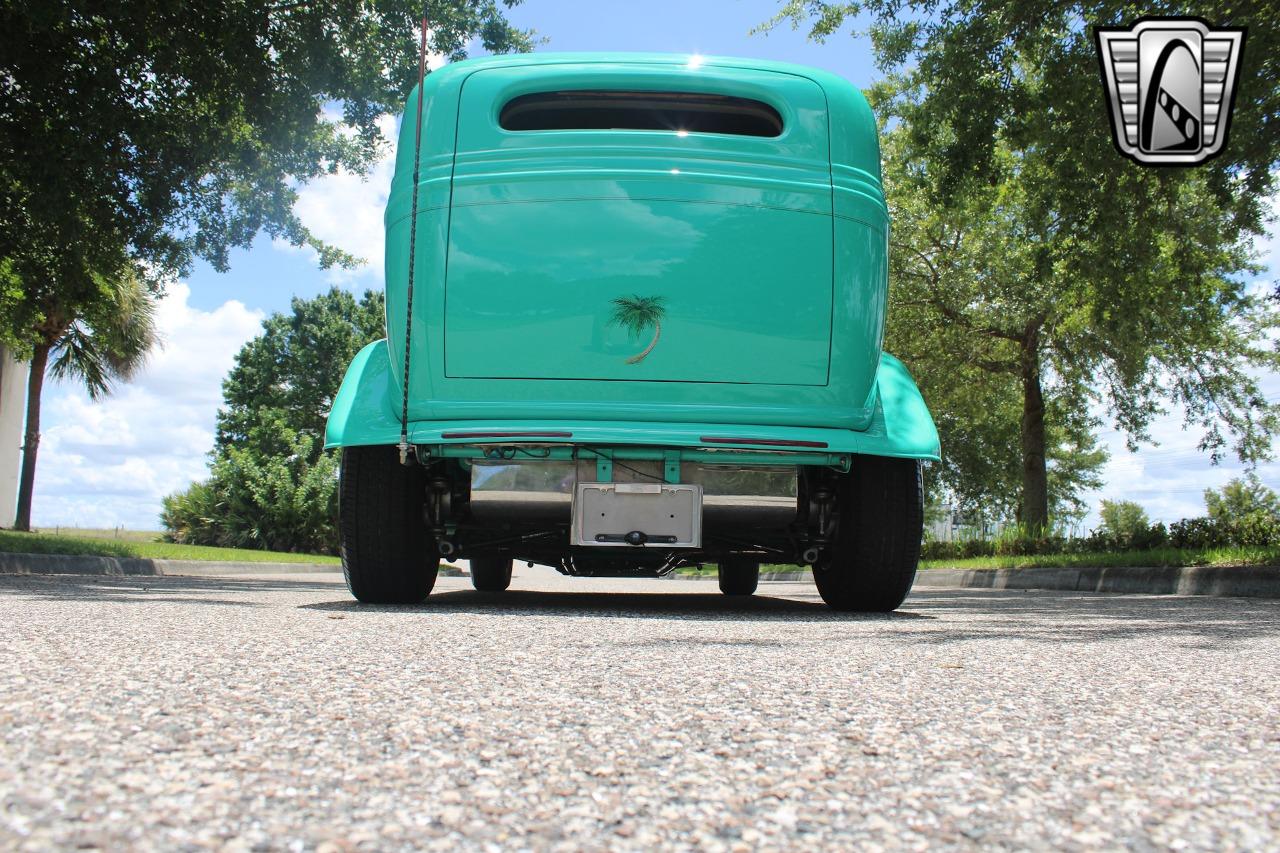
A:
571,482,703,548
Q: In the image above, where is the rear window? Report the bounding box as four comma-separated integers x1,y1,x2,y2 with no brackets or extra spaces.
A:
499,90,784,137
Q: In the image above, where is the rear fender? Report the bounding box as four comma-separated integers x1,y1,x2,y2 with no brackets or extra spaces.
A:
325,343,939,461
325,340,401,450
851,352,940,461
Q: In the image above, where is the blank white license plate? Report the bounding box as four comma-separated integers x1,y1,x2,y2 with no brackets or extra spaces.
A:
571,482,703,548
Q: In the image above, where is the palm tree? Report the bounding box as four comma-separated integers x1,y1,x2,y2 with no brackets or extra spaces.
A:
609,295,667,365
12,272,159,530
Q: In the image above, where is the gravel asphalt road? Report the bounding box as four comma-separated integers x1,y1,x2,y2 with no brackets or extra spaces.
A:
1,566,1278,851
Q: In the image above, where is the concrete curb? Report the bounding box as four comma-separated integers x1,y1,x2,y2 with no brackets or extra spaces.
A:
0,552,162,576
0,553,477,578
675,565,1280,599
913,565,1280,599
761,572,811,582
0,553,340,577
154,560,341,576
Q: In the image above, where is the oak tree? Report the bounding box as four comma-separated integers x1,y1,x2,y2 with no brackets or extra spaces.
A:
771,1,1280,530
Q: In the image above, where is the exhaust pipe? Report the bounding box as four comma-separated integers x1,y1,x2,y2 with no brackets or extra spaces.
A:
801,547,821,565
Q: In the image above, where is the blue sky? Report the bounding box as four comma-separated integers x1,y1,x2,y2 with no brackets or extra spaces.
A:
32,0,1280,530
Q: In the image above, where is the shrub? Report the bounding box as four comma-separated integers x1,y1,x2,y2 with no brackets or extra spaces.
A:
987,524,1066,556
922,539,990,561
160,481,220,545
162,289,381,555
1135,521,1169,550
922,510,1272,561
1169,517,1224,549
1090,500,1168,551
1228,511,1280,547
1168,514,1280,549
1099,500,1144,541
162,427,339,555
1204,475,1280,521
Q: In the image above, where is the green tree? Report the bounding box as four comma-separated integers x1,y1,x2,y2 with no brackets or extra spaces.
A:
1099,499,1150,539
2,1,532,525
1095,498,1166,549
12,272,158,530
216,288,386,458
2,2,532,303
609,295,667,364
163,288,384,552
766,1,1277,229
903,332,1107,526
1204,474,1280,520
769,2,1280,531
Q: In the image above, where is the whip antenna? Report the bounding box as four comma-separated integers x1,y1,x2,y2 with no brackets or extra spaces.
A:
398,14,430,466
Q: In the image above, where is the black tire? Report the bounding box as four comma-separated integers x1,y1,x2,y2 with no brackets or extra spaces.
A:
469,555,513,592
718,557,760,596
812,456,923,612
339,445,438,604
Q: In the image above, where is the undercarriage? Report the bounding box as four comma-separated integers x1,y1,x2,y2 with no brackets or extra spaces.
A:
337,441,923,611
415,445,845,576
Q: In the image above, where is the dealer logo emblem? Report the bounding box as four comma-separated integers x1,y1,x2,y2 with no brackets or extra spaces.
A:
1094,18,1245,166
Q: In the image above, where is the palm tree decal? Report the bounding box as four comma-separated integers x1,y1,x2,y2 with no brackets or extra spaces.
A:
608,295,667,364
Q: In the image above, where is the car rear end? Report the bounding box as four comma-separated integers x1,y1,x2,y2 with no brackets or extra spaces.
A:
329,53,938,610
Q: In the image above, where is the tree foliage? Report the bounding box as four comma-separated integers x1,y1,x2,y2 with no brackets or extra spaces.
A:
771,1,1280,530
2,0,530,528
768,1,1278,229
47,271,159,401
1,0,532,349
217,288,386,458
903,325,1107,525
1204,474,1280,520
1099,499,1150,538
163,288,385,552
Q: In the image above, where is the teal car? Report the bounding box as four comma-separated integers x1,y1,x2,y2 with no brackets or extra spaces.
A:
326,53,939,611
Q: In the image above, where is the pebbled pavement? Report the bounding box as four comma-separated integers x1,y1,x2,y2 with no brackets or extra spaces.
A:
1,566,1277,851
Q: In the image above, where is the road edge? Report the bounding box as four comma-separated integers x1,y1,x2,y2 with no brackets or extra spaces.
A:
682,565,1280,599
3,552,1277,598
913,565,1280,599
0,552,340,576
0,552,478,577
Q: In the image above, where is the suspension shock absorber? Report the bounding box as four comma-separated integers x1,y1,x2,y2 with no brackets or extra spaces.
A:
804,484,835,565
426,474,455,554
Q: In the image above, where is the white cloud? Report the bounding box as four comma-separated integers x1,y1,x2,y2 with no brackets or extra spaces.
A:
277,112,400,287
32,284,264,530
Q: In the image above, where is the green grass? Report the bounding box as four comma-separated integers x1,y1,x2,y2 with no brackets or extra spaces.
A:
675,545,1280,576
0,530,340,564
919,546,1280,571
33,527,164,543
